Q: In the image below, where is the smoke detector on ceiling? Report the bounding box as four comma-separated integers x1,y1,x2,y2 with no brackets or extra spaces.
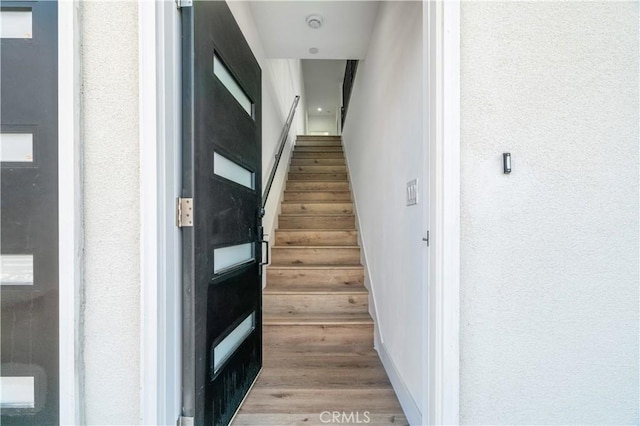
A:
306,15,323,29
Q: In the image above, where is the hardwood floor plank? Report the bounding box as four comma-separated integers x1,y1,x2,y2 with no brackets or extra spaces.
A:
233,412,408,425
237,388,405,414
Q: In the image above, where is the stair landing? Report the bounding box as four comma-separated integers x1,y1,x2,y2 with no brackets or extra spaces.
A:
233,136,407,425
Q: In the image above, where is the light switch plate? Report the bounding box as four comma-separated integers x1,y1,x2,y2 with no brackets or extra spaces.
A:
406,178,418,206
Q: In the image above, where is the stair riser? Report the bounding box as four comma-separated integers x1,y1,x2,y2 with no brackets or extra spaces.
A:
263,294,369,315
296,136,341,141
286,181,349,191
279,215,355,229
294,146,343,152
288,172,347,181
281,203,353,215
271,247,360,265
292,152,345,159
295,141,343,147
290,158,346,165
289,165,347,173
266,268,364,287
275,230,357,246
283,191,351,202
263,324,373,347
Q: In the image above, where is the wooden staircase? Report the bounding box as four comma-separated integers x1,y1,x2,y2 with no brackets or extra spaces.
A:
234,136,407,425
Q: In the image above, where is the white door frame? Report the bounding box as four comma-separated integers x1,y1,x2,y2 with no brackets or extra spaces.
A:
139,1,183,424
59,1,82,424
424,0,461,424
137,1,461,424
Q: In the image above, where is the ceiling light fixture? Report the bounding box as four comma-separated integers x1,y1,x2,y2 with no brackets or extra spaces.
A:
317,107,322,112
309,47,319,54
306,15,323,29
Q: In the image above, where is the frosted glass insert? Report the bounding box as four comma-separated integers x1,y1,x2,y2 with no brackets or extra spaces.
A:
214,312,255,373
0,376,35,408
1,133,33,162
214,243,253,274
213,55,252,115
213,152,254,189
0,10,32,39
1,255,33,285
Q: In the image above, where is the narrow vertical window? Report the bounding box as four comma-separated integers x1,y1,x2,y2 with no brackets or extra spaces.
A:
213,54,252,116
0,254,34,285
213,312,255,373
0,10,32,39
0,376,35,408
213,152,254,189
213,243,254,274
0,133,33,162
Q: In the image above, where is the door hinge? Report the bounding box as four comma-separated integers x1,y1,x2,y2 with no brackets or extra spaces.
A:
177,416,194,426
177,197,194,228
176,0,192,8
423,231,430,246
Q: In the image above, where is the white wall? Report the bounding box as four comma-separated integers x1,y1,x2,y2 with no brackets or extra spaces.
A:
341,2,425,423
80,2,140,424
308,115,338,135
228,2,306,260
460,2,639,424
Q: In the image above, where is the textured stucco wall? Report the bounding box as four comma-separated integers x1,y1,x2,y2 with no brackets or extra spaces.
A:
460,2,639,424
342,1,425,419
81,2,140,424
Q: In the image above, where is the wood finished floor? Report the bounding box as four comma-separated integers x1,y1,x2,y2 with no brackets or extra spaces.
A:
233,136,407,426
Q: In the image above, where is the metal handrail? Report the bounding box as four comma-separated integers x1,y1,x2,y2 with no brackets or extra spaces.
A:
261,95,300,210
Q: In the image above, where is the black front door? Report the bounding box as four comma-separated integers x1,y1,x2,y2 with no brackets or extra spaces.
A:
181,2,262,425
1,2,58,424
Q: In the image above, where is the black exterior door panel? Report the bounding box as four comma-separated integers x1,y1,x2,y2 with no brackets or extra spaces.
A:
182,2,262,425
0,1,59,424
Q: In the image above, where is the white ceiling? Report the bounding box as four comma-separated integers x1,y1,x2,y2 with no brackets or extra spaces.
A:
302,59,346,117
249,1,380,59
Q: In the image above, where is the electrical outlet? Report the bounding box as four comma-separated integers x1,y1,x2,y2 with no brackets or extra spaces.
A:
406,178,418,206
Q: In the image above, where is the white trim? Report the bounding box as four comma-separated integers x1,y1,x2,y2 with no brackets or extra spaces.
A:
139,1,183,424
58,1,83,424
426,1,461,425
374,333,422,425
342,150,383,343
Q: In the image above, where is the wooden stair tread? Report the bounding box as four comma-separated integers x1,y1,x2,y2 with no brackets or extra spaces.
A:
284,190,350,192
279,213,354,217
237,388,405,415
281,201,352,204
254,366,392,389
272,245,359,249
267,265,364,270
264,284,367,294
263,345,377,357
275,228,357,231
263,350,379,362
263,312,373,325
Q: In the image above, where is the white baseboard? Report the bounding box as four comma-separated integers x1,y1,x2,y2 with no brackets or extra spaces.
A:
375,332,423,426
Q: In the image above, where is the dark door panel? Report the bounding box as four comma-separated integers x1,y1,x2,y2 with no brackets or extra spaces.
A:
0,1,58,424
181,2,262,425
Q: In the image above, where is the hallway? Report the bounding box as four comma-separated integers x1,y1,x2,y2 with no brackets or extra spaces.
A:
233,136,407,425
